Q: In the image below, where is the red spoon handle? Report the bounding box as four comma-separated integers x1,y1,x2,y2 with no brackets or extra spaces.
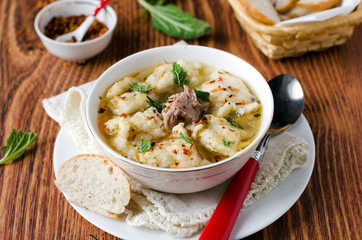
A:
199,158,259,240
93,0,110,16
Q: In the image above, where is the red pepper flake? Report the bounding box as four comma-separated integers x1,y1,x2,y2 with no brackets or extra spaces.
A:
211,86,222,92
43,15,108,42
190,157,194,160
240,100,246,105
207,80,216,84
121,96,126,100
159,145,163,149
187,129,193,135
172,149,177,154
222,126,225,129
218,77,223,81
176,99,180,102
120,113,128,118
98,107,106,113
215,155,221,161
183,149,191,155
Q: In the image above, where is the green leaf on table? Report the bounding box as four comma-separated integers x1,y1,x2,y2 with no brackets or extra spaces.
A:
138,0,211,39
0,129,37,165
89,234,98,240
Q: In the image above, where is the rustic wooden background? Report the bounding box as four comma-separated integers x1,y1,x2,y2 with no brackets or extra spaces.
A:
0,0,361,239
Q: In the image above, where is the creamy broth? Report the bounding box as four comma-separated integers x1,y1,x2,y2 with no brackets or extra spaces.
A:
98,60,261,168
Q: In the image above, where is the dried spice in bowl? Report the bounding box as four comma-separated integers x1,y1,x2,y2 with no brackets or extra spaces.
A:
44,15,108,42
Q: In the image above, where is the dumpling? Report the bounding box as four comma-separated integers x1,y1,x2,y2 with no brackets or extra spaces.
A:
104,116,138,159
200,70,260,117
192,115,251,156
138,138,209,168
129,107,167,139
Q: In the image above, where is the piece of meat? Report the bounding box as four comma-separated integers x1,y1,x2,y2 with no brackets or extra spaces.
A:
162,85,209,131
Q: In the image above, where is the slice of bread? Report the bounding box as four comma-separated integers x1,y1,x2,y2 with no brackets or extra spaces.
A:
273,0,298,13
282,5,318,19
296,0,341,11
239,0,280,25
55,154,131,219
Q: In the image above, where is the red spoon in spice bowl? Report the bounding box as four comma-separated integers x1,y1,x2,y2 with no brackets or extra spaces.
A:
56,0,110,42
199,74,304,240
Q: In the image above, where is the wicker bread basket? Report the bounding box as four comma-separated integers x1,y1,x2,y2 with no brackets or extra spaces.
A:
228,0,362,59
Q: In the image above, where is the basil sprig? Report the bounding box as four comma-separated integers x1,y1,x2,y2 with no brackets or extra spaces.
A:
138,139,152,153
225,117,244,129
194,89,210,102
180,133,192,144
129,82,151,92
138,0,211,39
222,139,235,147
146,96,168,113
172,63,189,88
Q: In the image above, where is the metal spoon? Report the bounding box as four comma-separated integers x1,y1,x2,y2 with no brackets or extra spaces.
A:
199,74,304,240
55,0,110,43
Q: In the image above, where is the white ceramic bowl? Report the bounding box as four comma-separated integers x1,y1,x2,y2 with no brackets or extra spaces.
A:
86,45,274,193
34,0,117,61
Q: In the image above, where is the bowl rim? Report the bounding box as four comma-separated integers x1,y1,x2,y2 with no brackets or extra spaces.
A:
86,45,274,172
34,0,117,46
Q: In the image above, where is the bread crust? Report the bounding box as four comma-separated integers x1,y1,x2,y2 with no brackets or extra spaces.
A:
276,0,298,13
55,154,131,219
238,0,280,25
296,0,340,11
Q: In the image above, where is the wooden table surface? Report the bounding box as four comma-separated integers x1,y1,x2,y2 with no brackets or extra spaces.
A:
1,0,361,239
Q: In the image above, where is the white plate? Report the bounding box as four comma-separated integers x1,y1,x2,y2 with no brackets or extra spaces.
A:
53,114,315,240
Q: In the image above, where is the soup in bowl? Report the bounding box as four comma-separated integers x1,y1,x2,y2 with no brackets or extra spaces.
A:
86,45,273,193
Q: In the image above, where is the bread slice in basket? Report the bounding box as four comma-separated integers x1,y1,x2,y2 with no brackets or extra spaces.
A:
238,0,281,24
296,0,341,11
272,0,298,12
55,154,131,219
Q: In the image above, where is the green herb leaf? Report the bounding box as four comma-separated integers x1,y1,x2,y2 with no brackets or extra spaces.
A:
146,96,168,113
194,89,210,102
138,0,211,39
138,139,152,153
0,129,37,165
129,82,151,92
179,133,192,144
222,139,235,147
89,234,98,240
224,117,244,129
171,62,189,88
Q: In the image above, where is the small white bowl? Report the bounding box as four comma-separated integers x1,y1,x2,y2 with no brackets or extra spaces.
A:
34,0,117,61
86,45,274,193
